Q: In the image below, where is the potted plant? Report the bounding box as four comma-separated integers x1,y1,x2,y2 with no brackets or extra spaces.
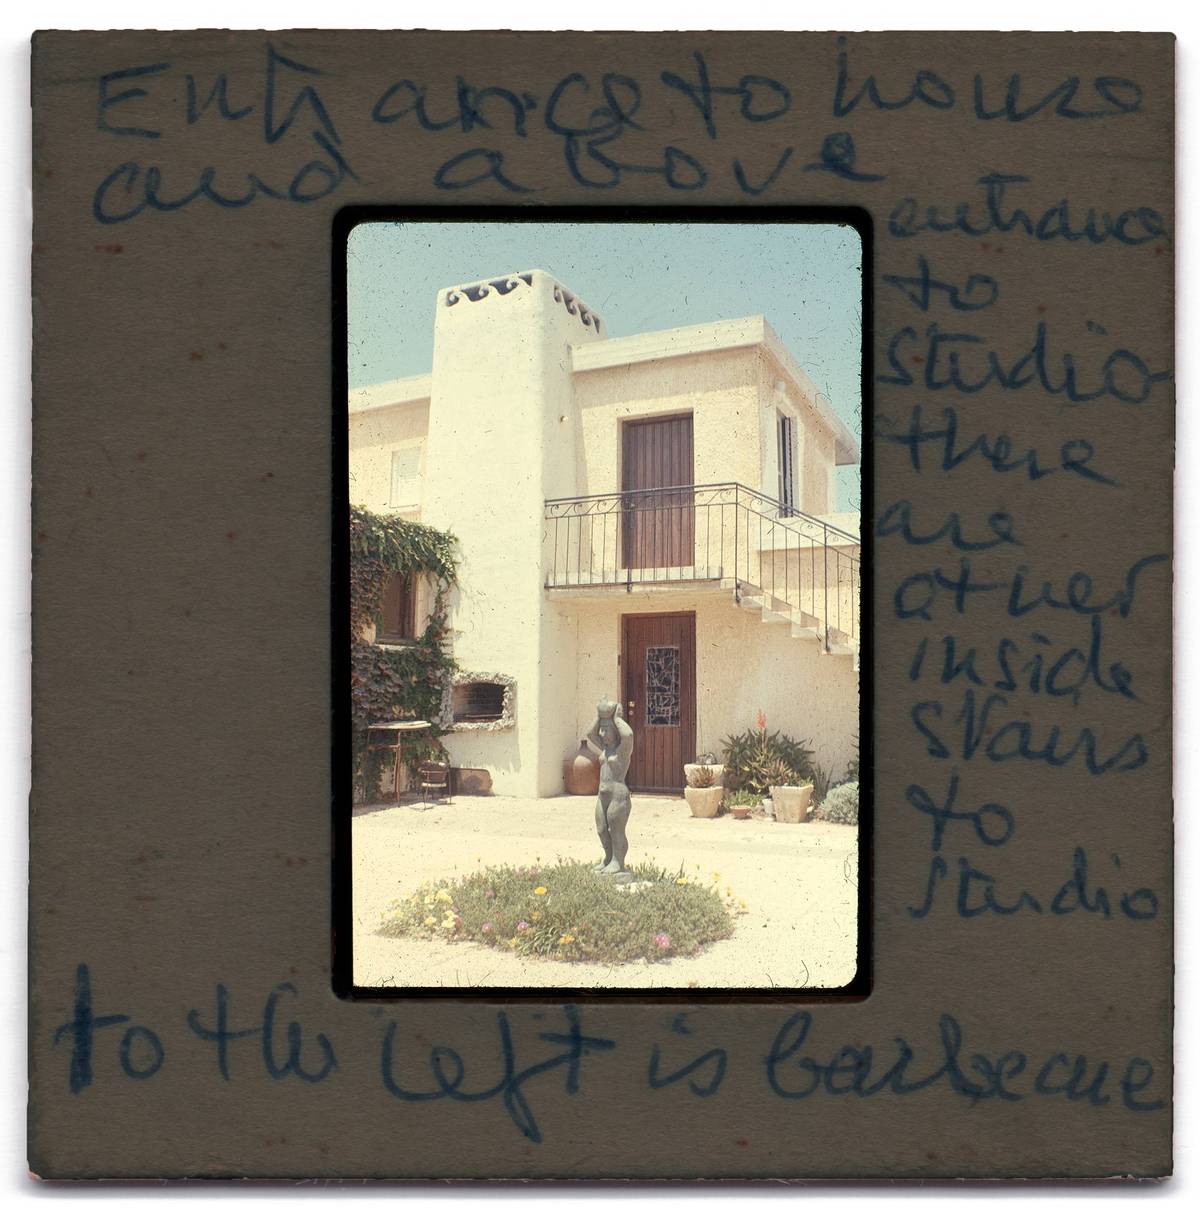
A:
684,756,725,789
683,764,724,819
722,711,815,823
726,787,758,820
723,712,813,786
770,768,815,824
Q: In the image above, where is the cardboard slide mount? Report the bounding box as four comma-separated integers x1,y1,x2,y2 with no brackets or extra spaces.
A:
29,30,1173,1179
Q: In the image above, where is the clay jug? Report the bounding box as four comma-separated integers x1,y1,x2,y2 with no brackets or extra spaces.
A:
564,739,600,795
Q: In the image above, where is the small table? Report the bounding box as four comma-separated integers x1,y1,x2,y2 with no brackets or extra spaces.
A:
367,720,432,799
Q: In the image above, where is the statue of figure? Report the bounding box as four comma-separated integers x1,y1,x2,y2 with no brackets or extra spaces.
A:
585,698,634,877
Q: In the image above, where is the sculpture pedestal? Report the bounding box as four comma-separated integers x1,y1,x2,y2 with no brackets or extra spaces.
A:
592,862,633,883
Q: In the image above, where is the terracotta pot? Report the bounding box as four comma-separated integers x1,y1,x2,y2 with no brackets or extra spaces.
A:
770,784,814,824
684,785,723,819
730,805,751,820
564,739,600,795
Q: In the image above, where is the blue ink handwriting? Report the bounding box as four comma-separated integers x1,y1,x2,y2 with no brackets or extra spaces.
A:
379,1004,616,1143
884,256,999,312
910,688,1148,775
186,981,338,1083
834,38,1142,123
906,620,1137,706
93,45,357,224
53,963,165,1092
765,1010,1162,1108
875,405,1117,486
892,553,1168,623
890,172,1167,247
880,320,1171,404
876,500,1021,551
648,1012,728,1098
909,845,1159,921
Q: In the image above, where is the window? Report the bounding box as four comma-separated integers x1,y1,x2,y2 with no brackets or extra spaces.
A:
390,443,422,507
645,645,681,727
778,412,796,515
378,572,417,642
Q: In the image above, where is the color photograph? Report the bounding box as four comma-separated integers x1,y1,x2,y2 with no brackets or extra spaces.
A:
346,219,863,989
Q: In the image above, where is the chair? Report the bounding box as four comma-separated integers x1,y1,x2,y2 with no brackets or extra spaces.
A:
416,760,452,808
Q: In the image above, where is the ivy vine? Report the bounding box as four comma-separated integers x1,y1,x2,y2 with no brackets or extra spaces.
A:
350,505,459,802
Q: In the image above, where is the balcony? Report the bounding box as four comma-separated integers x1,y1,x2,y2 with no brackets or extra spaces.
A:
544,482,860,653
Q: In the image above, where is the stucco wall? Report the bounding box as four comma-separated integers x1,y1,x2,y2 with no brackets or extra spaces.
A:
570,587,858,788
571,345,842,523
348,401,429,514
572,349,762,496
420,270,605,797
756,354,840,518
350,338,847,529
801,419,834,515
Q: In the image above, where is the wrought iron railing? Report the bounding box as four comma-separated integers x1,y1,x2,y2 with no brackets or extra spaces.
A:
543,482,859,651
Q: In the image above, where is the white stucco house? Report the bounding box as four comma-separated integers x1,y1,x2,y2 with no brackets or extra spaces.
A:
349,269,860,799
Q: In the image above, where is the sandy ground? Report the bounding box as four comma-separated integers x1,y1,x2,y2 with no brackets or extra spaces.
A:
352,793,858,990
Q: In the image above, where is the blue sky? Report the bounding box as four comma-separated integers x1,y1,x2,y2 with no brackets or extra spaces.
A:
347,220,862,509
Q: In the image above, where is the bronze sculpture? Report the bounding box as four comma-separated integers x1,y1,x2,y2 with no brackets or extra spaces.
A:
585,698,634,878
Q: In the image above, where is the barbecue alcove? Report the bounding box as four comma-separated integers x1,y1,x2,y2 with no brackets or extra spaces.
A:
439,671,517,732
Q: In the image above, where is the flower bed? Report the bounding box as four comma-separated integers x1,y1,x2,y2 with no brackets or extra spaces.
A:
380,859,743,963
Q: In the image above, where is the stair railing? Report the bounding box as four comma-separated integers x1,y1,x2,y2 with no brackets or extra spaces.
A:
544,482,859,649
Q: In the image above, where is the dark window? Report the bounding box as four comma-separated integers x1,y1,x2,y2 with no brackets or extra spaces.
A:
778,412,796,516
378,572,417,642
645,645,681,727
452,682,506,723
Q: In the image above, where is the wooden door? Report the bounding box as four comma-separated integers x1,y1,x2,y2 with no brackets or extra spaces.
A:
621,612,696,792
621,415,694,569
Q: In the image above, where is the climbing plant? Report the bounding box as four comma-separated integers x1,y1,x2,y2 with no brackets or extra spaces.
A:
350,506,458,802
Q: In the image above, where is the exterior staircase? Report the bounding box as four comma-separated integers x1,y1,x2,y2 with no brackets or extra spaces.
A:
727,578,858,659
544,481,860,666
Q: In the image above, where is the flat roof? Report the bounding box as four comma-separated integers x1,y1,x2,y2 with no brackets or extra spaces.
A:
570,315,860,465
348,373,431,415
348,315,860,466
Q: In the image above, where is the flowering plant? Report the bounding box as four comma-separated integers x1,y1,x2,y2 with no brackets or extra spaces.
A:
722,714,814,796
380,860,735,963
